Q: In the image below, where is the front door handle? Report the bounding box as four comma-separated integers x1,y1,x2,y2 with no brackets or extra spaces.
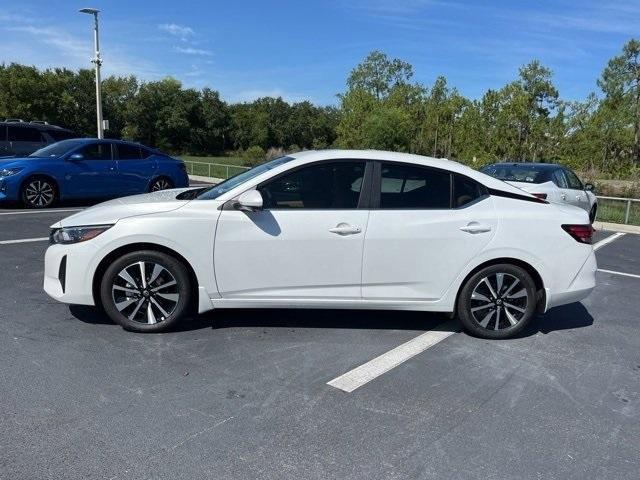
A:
329,223,362,235
561,193,567,200
460,222,491,234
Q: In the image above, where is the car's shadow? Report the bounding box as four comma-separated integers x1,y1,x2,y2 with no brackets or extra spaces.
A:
69,302,594,338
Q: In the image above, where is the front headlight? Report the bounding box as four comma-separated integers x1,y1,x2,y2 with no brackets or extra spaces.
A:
50,225,113,245
0,167,23,178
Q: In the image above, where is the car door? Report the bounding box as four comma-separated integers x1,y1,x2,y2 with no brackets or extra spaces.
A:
550,168,571,205
116,143,157,194
362,162,496,301
214,160,370,299
563,168,591,212
64,142,119,198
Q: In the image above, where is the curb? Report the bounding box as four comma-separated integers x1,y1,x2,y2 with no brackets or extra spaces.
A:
189,174,223,184
594,221,640,235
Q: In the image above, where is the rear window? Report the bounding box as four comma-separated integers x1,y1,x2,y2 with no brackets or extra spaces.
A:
117,144,142,160
8,126,44,142
480,165,545,183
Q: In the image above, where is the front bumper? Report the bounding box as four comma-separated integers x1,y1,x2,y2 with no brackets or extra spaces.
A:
0,175,22,202
44,243,96,305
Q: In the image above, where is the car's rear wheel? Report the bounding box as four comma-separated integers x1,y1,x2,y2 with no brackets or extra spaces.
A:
21,176,57,208
149,177,173,192
457,264,537,339
100,250,192,332
589,205,597,224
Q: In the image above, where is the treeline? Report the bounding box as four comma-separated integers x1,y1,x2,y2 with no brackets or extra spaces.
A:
0,39,639,177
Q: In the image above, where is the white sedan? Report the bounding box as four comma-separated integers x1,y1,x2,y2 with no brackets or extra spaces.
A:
44,150,596,339
480,163,598,223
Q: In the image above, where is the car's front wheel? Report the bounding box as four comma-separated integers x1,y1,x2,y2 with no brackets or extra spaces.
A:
457,264,537,339
100,250,192,332
21,176,57,208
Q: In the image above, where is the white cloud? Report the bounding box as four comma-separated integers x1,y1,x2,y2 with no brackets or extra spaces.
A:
174,46,213,56
158,23,194,41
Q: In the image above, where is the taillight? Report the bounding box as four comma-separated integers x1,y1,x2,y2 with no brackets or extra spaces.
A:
531,193,547,199
561,224,594,244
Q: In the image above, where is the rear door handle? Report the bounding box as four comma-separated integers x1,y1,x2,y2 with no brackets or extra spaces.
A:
329,223,362,235
460,223,491,234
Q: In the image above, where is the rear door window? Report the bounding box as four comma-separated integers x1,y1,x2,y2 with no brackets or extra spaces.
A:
453,174,487,208
379,163,451,209
564,169,583,190
117,144,142,160
551,169,569,188
78,142,112,160
8,126,44,142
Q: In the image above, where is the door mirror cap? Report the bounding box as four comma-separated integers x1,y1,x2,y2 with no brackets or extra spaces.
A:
68,153,84,161
584,183,595,192
236,190,263,211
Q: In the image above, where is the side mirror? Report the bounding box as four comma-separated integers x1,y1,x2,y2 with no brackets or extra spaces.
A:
584,183,595,192
68,153,84,161
236,190,263,212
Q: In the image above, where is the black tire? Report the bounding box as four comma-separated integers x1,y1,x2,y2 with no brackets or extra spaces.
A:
100,250,192,333
456,264,537,339
149,177,173,192
21,176,58,208
589,205,597,224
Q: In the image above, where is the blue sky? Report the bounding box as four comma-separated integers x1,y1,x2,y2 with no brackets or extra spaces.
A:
1,0,638,105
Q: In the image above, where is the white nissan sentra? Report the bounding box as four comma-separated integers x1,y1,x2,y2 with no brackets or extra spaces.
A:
44,150,596,339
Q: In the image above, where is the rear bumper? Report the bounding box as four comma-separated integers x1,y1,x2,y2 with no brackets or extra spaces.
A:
545,249,597,310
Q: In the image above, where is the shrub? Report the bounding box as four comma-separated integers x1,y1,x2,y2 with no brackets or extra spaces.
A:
242,146,266,166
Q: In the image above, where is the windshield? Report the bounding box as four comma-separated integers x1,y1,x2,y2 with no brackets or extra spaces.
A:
196,156,295,200
29,139,87,158
480,165,545,183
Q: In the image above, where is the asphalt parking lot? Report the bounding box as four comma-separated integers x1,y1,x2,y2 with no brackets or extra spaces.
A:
1,195,639,479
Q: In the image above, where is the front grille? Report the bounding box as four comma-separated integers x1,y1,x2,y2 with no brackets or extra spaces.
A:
58,255,67,293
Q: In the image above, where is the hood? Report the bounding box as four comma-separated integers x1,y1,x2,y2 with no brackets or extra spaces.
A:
52,188,195,228
0,158,28,168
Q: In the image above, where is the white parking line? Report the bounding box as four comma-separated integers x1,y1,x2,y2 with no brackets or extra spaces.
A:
597,268,640,279
327,321,458,393
0,208,83,216
0,237,49,245
593,232,626,251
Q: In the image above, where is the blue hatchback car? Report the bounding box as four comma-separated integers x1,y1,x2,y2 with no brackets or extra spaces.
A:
0,139,189,208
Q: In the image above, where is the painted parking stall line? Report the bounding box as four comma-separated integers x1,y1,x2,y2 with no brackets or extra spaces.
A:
328,321,458,393
593,232,626,251
0,237,49,245
597,268,640,280
0,208,83,216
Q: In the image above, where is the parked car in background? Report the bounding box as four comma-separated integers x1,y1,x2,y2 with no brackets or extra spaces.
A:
0,120,77,157
44,150,596,339
0,138,188,208
480,163,598,222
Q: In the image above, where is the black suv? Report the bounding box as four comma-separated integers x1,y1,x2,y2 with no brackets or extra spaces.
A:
0,120,77,157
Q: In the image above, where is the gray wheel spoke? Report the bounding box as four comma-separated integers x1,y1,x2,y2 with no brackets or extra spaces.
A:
113,285,138,294
479,309,495,328
482,277,498,298
151,280,176,292
150,297,170,318
504,307,519,326
494,307,502,330
148,264,165,286
471,303,493,313
146,302,157,324
138,262,147,289
506,289,527,299
504,302,526,313
496,273,504,293
472,291,491,302
128,299,146,320
118,269,138,288
156,292,179,302
115,298,137,312
502,278,520,297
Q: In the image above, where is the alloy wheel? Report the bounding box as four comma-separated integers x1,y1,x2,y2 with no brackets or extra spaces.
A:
469,272,529,331
111,261,180,325
151,178,171,191
25,180,54,207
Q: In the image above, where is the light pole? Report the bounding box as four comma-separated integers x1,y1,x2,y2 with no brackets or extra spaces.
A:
79,7,104,139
